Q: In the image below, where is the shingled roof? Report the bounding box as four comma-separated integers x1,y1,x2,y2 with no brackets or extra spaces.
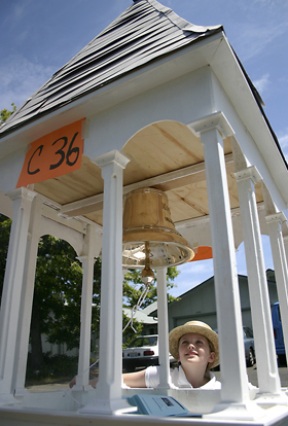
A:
0,0,222,135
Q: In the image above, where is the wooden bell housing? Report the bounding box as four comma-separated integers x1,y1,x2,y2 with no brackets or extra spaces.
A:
122,187,195,268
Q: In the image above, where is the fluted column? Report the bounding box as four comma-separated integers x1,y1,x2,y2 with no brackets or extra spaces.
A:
284,235,288,271
235,166,281,395
0,188,36,401
192,113,251,408
266,213,288,368
75,224,99,389
14,195,43,395
80,150,130,414
156,267,171,389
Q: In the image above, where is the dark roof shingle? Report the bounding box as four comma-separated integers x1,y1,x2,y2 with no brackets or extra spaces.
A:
0,0,222,135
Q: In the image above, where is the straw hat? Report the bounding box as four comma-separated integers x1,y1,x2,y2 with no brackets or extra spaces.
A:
169,320,219,368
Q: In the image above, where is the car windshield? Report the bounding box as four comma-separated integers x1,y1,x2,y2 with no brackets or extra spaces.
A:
130,336,157,347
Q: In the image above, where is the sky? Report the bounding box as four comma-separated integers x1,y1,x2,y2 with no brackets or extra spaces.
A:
1,0,288,296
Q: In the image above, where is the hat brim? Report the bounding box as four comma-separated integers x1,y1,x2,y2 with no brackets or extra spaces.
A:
169,322,219,369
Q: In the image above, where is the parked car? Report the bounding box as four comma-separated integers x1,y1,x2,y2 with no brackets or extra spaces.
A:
213,326,256,368
271,301,286,365
243,326,256,367
122,334,176,372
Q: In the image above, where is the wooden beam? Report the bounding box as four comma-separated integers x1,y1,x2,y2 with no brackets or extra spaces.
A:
61,153,234,216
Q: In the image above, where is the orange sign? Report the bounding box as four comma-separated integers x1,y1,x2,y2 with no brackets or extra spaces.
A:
190,246,213,261
17,119,84,187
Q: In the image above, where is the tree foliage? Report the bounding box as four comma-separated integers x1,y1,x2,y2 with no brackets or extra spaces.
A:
123,267,178,309
122,267,179,345
0,218,102,369
31,236,102,368
0,214,10,301
0,103,16,125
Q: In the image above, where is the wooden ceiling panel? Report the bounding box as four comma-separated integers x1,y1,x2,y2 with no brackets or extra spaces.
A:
167,181,209,222
35,156,102,205
84,210,103,226
32,120,264,231
122,121,203,185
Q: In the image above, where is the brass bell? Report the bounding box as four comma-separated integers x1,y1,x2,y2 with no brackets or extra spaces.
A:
122,187,194,269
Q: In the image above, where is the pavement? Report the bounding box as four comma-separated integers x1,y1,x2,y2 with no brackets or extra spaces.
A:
247,365,288,388
27,382,70,392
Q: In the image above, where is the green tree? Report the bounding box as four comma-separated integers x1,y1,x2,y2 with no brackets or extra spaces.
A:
30,236,102,370
122,267,179,345
123,266,178,309
30,236,82,369
0,103,16,125
0,214,11,300
0,220,101,371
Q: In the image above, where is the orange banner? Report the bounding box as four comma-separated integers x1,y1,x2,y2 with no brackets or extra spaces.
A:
17,119,84,187
190,246,213,261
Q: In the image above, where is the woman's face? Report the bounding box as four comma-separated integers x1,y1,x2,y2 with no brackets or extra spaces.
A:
178,332,215,369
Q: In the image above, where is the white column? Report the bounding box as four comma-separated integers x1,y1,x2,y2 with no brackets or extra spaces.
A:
155,267,171,389
0,188,36,400
235,167,281,395
284,236,288,271
75,224,97,389
14,196,43,395
80,150,130,414
192,113,255,416
266,213,288,368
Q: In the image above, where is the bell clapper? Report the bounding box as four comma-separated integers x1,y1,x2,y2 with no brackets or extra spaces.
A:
141,241,155,286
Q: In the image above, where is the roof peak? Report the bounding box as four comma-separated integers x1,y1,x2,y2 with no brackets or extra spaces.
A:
0,0,222,136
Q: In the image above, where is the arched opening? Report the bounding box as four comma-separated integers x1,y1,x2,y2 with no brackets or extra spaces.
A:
24,235,102,389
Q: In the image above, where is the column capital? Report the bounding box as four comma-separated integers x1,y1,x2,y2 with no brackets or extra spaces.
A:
6,187,37,203
234,166,261,184
266,212,287,225
94,150,130,170
190,111,234,139
77,255,96,263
